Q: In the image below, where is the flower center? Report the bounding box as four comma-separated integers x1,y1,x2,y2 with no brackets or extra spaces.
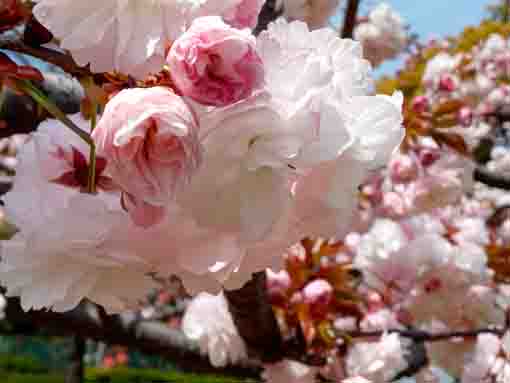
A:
50,146,114,192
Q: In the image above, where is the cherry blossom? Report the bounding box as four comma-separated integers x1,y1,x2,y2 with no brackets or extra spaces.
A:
32,0,265,77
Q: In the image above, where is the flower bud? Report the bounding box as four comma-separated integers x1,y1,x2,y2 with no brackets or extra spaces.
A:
167,16,264,106
303,279,333,318
92,87,202,227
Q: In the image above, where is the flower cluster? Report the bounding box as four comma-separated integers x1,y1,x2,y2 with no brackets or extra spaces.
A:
14,2,510,382
0,3,404,314
32,0,265,78
178,17,510,382
353,3,408,67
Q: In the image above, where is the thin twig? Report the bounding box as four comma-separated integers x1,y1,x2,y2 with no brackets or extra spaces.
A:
341,0,361,38
16,79,92,146
87,80,97,194
474,166,510,190
66,336,85,383
345,327,505,342
3,42,90,78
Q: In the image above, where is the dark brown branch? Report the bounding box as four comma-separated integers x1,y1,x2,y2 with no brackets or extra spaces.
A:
346,327,505,342
4,297,260,378
2,42,90,77
474,167,510,190
341,0,361,38
66,336,85,383
254,0,281,35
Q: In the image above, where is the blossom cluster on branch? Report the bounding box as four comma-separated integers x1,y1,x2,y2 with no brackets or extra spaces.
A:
182,14,510,383
5,1,510,382
0,1,404,314
353,3,408,67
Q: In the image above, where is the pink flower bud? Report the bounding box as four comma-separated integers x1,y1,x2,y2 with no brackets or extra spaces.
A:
366,291,384,312
424,277,442,293
439,73,456,92
92,87,202,227
458,106,473,126
411,95,429,113
303,279,333,318
266,269,291,304
167,16,264,107
418,148,440,167
285,243,307,264
362,175,384,205
290,291,304,306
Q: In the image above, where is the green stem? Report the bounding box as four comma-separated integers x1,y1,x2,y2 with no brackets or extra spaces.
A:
16,79,93,147
0,85,6,116
87,97,97,193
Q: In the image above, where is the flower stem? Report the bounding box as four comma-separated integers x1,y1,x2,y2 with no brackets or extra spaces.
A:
16,79,93,146
87,95,97,193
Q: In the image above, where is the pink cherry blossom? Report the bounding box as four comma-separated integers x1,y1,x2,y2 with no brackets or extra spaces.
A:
92,87,202,227
167,16,264,106
266,269,292,304
33,0,265,78
353,3,408,67
411,95,429,113
346,333,409,381
439,73,457,92
182,292,247,367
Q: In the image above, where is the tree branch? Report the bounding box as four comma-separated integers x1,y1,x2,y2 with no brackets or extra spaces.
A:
66,336,85,383
474,166,510,190
345,327,505,342
4,297,260,378
341,0,361,38
2,42,90,78
254,0,281,35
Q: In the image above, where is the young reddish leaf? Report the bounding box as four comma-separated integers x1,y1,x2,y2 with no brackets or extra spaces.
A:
432,131,468,155
0,52,18,75
296,302,315,345
487,244,510,283
434,114,461,128
15,66,44,82
317,320,336,348
0,0,25,32
432,99,464,116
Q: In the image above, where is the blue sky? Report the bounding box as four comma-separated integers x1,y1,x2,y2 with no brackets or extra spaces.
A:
333,0,493,77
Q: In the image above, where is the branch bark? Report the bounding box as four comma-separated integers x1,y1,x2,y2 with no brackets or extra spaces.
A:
341,0,361,38
2,42,89,78
345,327,505,342
254,0,281,35
65,336,85,383
474,166,510,190
4,297,260,378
